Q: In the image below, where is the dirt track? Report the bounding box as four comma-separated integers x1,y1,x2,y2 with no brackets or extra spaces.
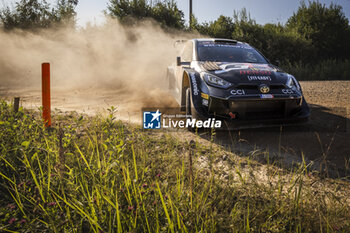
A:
206,81,350,177
1,80,350,176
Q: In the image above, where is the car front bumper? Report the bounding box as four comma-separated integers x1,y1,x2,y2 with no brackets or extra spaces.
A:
197,95,310,124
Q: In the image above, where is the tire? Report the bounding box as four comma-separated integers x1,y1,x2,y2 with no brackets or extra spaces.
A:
185,87,196,132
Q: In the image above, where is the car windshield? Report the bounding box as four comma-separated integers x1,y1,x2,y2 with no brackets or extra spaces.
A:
197,41,268,64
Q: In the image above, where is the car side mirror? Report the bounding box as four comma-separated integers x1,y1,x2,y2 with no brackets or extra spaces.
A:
275,60,280,67
177,56,181,66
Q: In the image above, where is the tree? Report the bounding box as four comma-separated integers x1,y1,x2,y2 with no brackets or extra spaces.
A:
107,0,151,22
231,8,265,53
197,15,234,39
287,1,350,60
0,0,53,30
107,0,185,29
152,0,184,29
0,0,78,30
56,0,79,25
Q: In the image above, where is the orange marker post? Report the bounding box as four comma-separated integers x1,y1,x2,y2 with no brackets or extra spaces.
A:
42,63,51,127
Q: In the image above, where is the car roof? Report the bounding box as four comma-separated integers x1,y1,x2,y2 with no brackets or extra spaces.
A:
193,38,243,44
174,38,248,47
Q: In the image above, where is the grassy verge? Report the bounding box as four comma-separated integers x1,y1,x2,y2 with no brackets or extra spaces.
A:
282,59,350,81
0,100,349,232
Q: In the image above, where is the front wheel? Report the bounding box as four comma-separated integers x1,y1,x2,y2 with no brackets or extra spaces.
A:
185,87,199,132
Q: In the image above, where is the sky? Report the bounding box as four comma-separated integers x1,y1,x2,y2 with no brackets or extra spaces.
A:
2,0,350,27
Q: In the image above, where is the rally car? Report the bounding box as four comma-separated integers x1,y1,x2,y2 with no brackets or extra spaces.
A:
166,38,310,127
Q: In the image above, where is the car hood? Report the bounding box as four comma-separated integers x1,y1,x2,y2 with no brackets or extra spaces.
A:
198,62,289,85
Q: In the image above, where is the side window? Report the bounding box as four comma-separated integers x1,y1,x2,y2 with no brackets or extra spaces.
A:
181,41,193,62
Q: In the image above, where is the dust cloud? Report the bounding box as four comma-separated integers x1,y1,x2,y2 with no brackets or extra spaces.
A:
0,19,197,119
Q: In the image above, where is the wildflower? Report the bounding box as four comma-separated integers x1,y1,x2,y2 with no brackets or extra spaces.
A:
48,202,57,207
19,219,27,224
7,204,16,210
128,206,134,211
142,183,148,188
153,201,157,205
8,218,16,224
156,173,161,178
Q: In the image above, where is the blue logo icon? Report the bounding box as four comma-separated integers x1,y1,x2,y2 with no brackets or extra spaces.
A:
143,110,161,129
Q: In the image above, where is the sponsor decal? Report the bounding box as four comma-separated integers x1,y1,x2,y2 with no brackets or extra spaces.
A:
143,110,161,129
215,63,274,75
248,76,271,81
198,41,212,45
260,94,274,99
202,99,209,106
198,42,251,49
201,92,209,100
190,73,199,95
282,89,294,94
230,89,245,95
259,85,270,94
240,70,272,75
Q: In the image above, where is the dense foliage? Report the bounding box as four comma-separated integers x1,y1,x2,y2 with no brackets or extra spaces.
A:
0,0,78,30
107,0,185,29
287,1,350,61
194,3,350,67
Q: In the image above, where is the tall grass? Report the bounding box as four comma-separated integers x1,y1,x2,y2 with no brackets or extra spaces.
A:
0,100,349,232
282,59,350,81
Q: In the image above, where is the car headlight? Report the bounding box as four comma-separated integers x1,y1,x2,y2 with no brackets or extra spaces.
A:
203,73,232,88
286,74,301,91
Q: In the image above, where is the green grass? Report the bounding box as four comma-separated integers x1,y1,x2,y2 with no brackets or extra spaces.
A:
282,59,350,81
0,100,349,232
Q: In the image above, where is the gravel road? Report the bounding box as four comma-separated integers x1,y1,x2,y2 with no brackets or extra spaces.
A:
209,81,350,177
